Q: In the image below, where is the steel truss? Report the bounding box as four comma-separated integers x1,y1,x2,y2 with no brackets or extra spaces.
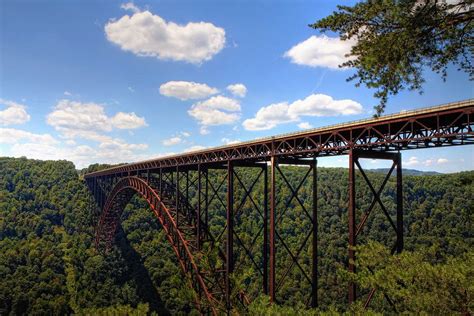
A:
84,99,473,313
348,150,403,309
269,157,319,307
86,100,473,177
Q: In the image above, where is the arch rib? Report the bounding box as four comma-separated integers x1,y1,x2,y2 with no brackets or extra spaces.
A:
95,176,220,315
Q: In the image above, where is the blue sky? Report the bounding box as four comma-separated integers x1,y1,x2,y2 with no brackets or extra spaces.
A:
0,0,472,171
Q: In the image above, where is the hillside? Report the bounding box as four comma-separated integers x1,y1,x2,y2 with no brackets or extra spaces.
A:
0,157,472,314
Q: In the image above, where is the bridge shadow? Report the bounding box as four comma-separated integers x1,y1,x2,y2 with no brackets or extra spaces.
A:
116,226,171,315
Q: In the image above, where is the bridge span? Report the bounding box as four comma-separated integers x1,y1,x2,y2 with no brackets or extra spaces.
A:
85,99,473,314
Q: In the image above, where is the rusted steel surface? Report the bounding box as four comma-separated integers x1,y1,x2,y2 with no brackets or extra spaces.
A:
94,176,220,315
85,99,473,312
85,99,473,179
348,150,403,308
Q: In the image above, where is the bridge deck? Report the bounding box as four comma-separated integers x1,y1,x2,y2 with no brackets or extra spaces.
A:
85,99,474,178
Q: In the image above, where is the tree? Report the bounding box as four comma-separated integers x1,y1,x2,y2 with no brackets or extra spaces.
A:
344,242,473,314
311,0,473,116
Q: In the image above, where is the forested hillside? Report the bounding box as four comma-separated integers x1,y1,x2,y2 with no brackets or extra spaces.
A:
0,157,472,314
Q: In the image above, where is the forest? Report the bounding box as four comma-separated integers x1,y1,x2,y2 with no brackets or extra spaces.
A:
0,156,472,315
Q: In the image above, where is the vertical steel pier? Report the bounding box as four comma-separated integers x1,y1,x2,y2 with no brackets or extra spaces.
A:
348,150,403,306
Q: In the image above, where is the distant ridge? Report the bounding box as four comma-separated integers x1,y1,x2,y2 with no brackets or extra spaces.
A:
369,168,441,176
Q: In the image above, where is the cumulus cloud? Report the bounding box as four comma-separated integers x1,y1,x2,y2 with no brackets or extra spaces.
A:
284,35,355,69
243,94,362,131
0,128,58,145
227,83,247,98
288,94,362,117
162,136,182,146
9,143,96,168
47,99,146,136
243,102,296,131
188,95,241,126
111,112,147,129
8,140,149,169
0,99,31,126
47,100,112,132
105,11,226,64
404,156,450,167
2,99,150,168
160,81,219,100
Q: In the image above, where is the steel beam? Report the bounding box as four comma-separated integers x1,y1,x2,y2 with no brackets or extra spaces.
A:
269,156,277,302
226,161,234,311
396,155,403,254
348,149,403,306
311,157,318,308
176,166,180,227
85,100,474,178
263,163,269,295
348,150,356,304
197,164,202,250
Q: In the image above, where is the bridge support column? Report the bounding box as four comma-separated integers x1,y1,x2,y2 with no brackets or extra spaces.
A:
197,164,202,250
269,156,318,306
226,161,234,312
263,163,268,295
311,157,318,308
348,150,403,307
176,166,180,228
269,156,277,303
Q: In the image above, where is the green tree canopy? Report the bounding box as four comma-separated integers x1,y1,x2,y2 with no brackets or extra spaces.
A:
311,0,473,116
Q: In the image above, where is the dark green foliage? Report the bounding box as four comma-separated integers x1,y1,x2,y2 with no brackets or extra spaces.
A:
345,242,473,314
311,0,473,115
0,156,472,314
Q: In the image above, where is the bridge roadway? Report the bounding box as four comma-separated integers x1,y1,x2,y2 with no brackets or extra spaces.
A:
85,99,473,314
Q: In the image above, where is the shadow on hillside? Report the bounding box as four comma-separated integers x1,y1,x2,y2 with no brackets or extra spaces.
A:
116,226,171,315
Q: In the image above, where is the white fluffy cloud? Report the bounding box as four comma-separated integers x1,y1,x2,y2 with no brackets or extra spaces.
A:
1,99,150,168
105,11,226,64
8,141,149,169
162,136,182,146
188,95,241,126
160,81,219,100
47,100,112,132
111,112,147,129
243,102,296,131
243,94,362,131
288,94,362,117
404,156,450,167
0,99,31,126
47,99,147,136
9,143,96,168
0,128,58,145
227,83,247,97
1,129,150,169
284,35,355,69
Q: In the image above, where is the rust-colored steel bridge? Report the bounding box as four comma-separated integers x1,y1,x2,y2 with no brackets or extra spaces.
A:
85,99,474,314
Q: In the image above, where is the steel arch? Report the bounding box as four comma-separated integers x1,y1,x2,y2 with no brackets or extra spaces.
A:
95,176,220,315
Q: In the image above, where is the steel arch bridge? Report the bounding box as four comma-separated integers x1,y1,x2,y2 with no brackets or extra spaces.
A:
85,99,474,314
